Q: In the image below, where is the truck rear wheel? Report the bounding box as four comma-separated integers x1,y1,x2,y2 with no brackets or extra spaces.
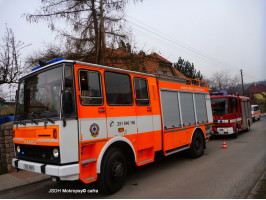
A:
98,148,127,194
187,130,204,158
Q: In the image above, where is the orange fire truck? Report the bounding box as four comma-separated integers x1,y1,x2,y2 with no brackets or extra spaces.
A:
12,59,213,194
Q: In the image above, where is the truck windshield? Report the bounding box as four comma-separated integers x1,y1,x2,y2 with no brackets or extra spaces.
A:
15,66,63,121
211,98,229,115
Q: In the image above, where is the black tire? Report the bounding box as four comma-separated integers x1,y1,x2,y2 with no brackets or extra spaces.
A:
232,126,239,138
258,117,261,121
98,148,127,195
187,130,204,158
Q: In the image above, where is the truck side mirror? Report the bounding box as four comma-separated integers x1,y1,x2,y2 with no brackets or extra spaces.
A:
62,91,73,116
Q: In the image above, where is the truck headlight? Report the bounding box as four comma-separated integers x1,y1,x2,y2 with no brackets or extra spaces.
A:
16,145,21,153
53,148,59,158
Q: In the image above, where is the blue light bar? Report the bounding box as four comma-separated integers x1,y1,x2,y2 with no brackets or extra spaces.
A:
219,90,228,95
32,57,65,71
211,90,228,96
211,92,223,96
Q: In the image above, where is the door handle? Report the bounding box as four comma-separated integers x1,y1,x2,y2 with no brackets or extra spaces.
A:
147,107,152,112
98,107,105,113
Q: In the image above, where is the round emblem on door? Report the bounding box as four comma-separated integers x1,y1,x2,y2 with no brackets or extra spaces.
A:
90,123,100,137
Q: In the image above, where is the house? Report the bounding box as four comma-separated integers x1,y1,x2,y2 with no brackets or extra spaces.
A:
105,48,187,79
246,83,266,100
246,83,266,113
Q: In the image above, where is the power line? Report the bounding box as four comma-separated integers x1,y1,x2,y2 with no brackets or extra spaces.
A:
127,16,234,68
132,27,228,68
126,15,259,82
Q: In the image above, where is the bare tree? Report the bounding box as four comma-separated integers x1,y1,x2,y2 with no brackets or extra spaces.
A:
26,43,65,68
25,0,142,65
207,70,241,94
0,87,5,100
0,25,29,85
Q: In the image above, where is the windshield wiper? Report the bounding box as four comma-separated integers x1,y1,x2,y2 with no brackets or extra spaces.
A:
46,117,55,124
30,119,38,125
19,120,26,125
30,113,39,125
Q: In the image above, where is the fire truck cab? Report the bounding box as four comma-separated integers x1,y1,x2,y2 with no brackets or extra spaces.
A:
211,92,252,138
12,59,213,194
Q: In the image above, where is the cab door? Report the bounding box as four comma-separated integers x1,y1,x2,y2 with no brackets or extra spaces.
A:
75,66,107,142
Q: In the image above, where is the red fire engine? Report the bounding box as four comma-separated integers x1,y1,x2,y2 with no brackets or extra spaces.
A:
210,92,252,138
12,59,213,194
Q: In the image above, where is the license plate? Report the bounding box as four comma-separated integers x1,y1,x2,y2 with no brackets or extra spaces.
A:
24,164,35,171
218,130,224,134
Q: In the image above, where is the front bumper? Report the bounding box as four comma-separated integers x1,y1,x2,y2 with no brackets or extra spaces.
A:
211,127,234,135
12,159,79,181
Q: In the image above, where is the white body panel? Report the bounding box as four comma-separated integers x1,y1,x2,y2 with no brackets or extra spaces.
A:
79,117,107,140
205,94,213,123
216,127,234,135
107,116,137,137
12,158,79,181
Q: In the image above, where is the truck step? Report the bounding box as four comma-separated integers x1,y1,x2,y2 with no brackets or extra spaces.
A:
84,176,96,182
166,145,189,156
81,158,96,164
137,159,153,165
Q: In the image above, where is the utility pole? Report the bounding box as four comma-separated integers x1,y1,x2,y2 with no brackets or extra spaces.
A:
240,69,244,95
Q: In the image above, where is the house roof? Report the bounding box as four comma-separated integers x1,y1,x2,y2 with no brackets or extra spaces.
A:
172,67,187,79
246,84,266,94
105,49,186,79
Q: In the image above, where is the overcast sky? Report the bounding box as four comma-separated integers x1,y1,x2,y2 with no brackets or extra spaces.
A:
0,0,265,83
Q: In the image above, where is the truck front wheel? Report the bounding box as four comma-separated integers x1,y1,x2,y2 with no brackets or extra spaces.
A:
98,148,127,194
232,126,239,138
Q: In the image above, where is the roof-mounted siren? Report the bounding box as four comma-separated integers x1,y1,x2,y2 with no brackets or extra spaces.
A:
211,90,228,96
32,57,65,71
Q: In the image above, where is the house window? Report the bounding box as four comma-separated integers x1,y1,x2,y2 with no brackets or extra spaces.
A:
162,71,167,75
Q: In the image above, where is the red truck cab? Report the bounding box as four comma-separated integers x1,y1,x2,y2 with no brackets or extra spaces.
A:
211,93,252,138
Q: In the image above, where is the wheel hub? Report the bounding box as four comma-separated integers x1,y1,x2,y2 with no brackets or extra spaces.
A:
112,161,123,181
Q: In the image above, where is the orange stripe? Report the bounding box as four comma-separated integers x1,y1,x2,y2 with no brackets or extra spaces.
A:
13,125,59,146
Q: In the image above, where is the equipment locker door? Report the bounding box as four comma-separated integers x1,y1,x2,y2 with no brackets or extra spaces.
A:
241,101,247,128
160,90,183,151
